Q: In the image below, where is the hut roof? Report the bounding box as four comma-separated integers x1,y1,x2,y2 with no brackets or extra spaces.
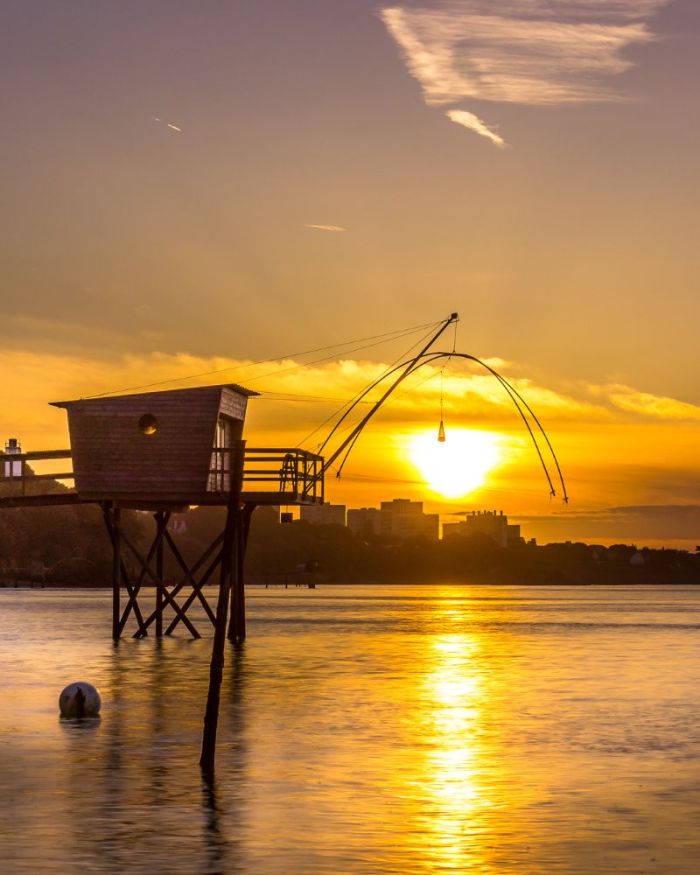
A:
50,383,260,408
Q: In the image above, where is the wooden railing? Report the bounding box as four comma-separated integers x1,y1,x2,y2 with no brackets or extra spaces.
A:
0,450,73,495
1,447,324,503
210,447,324,503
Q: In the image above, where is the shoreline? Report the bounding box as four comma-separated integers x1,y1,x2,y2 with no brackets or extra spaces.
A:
2,580,699,589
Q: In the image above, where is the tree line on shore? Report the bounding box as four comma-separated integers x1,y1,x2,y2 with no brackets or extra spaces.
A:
1,501,698,587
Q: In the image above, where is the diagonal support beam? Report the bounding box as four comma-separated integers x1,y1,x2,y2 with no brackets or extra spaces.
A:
119,528,201,639
138,531,225,637
116,519,165,636
163,548,221,635
103,505,149,639
118,514,172,636
163,529,217,627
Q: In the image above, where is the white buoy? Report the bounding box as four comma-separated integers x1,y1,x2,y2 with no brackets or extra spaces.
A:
58,682,101,719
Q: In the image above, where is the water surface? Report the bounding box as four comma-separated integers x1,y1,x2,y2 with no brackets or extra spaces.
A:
1,585,699,873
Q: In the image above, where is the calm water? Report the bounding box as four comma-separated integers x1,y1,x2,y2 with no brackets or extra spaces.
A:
1,585,699,874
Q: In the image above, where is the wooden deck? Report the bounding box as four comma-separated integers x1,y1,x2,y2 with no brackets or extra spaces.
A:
0,446,324,509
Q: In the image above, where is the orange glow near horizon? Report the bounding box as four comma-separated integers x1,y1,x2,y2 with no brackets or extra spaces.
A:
406,429,502,499
1,346,699,546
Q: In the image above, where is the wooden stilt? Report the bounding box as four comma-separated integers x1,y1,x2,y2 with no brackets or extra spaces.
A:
155,511,166,637
109,504,121,642
200,441,245,778
103,506,150,639
228,503,254,643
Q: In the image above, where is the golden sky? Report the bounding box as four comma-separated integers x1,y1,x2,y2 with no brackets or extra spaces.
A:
2,341,698,547
1,1,698,546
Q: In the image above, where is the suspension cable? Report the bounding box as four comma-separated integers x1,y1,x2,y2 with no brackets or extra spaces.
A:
84,319,441,399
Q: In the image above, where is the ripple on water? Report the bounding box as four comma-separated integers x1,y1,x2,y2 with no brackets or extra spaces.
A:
1,584,700,874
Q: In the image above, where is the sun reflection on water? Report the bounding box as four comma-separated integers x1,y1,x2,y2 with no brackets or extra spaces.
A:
421,631,492,871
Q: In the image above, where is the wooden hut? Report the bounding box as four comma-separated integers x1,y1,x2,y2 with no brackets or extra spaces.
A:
50,384,257,507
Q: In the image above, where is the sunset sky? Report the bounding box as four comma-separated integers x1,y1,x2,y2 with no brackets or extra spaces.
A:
2,1,699,547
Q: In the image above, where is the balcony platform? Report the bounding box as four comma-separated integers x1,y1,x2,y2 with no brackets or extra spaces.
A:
0,446,324,510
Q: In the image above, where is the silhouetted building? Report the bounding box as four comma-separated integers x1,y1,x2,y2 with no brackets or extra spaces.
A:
3,438,21,478
442,509,521,548
379,499,439,541
300,502,346,527
347,507,382,537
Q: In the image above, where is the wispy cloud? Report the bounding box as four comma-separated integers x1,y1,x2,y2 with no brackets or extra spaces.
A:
513,504,700,548
305,224,347,232
152,117,183,132
381,1,670,144
447,109,506,147
604,385,700,420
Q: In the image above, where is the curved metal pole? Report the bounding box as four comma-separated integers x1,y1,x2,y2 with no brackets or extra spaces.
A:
318,313,459,459
329,349,552,482
450,353,568,503
321,349,568,502
339,353,556,497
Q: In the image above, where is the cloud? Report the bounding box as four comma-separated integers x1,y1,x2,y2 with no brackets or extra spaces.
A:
513,504,700,547
606,386,700,421
381,1,667,106
381,1,671,142
152,117,182,132
446,109,506,147
305,224,347,232
1,345,697,439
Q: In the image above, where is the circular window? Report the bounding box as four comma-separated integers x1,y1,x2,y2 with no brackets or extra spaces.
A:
138,414,158,436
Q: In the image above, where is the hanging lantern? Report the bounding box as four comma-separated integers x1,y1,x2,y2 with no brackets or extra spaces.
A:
437,368,446,442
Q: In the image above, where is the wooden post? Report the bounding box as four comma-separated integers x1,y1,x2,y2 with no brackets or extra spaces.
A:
155,511,165,638
228,503,254,643
200,441,245,778
110,505,121,642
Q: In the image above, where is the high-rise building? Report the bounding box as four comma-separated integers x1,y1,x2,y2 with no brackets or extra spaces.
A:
378,499,439,541
300,503,347,527
442,510,521,548
347,507,382,537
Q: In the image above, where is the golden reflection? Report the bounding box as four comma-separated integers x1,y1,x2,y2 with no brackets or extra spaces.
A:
411,614,543,873
419,630,492,871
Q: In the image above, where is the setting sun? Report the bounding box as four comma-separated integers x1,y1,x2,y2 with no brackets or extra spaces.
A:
406,429,501,499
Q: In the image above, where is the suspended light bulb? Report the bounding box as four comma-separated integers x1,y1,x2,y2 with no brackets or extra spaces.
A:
438,368,446,442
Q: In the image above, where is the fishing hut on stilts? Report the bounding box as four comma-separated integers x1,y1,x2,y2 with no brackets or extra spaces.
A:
0,383,324,772
0,314,568,773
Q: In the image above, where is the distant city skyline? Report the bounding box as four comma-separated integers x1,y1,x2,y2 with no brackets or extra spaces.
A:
296,496,700,551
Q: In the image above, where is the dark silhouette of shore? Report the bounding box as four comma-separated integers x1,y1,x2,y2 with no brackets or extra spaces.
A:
1,501,697,588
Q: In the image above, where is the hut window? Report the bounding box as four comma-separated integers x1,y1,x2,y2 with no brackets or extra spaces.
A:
215,417,231,451
209,416,232,491
138,414,158,436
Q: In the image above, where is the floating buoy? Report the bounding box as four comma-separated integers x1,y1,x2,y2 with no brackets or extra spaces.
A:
58,682,101,719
